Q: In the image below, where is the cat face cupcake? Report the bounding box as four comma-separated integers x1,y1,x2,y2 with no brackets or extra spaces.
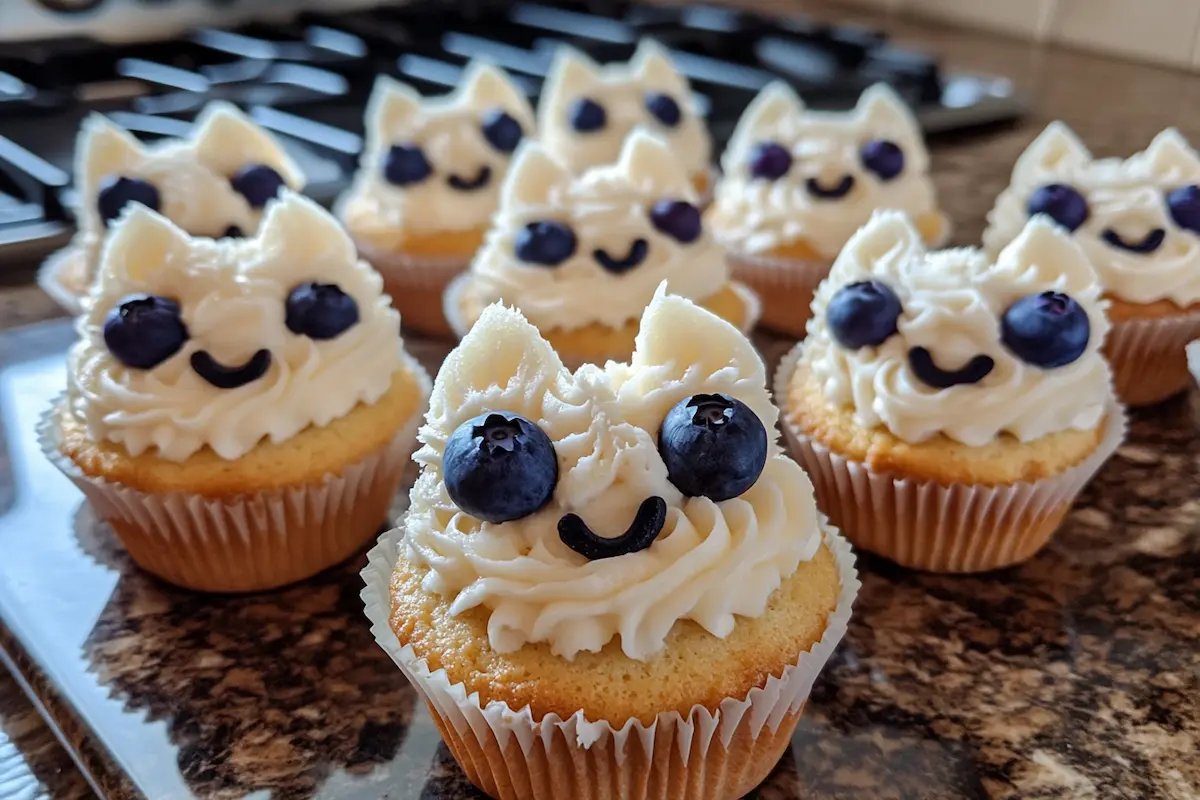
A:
984,123,1200,405
445,130,757,365
710,83,947,337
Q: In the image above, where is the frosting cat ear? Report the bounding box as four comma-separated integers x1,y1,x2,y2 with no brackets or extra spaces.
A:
997,215,1100,297
631,39,688,94
830,210,926,281
722,82,803,169
365,75,424,147
460,62,534,121
97,205,191,288
254,191,356,267
616,129,692,197
1012,121,1091,180
192,102,304,188
857,83,919,134
501,141,573,207
1141,128,1200,180
538,46,601,124
76,115,145,208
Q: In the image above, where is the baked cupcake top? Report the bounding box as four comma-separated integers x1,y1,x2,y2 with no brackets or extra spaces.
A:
711,83,938,258
537,40,711,179
404,285,822,661
67,192,405,463
804,212,1112,447
468,130,729,332
340,62,535,237
983,123,1200,307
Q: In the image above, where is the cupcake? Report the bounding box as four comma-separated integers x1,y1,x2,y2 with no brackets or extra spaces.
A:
444,130,758,367
363,284,858,800
538,40,713,197
39,101,304,315
41,192,430,593
777,212,1125,573
710,83,949,338
984,123,1200,406
337,62,535,338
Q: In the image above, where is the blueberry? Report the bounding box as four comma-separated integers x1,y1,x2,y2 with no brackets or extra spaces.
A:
645,92,681,127
1001,291,1090,369
1166,184,1200,233
285,283,359,340
827,281,902,350
748,142,792,180
383,144,432,186
481,109,523,153
568,98,607,133
1027,184,1089,232
103,294,188,370
649,199,701,243
515,221,577,266
96,176,160,227
444,412,558,523
860,139,905,181
230,163,286,209
658,393,767,502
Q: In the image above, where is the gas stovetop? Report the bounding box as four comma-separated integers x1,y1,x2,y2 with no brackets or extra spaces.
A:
0,0,1026,268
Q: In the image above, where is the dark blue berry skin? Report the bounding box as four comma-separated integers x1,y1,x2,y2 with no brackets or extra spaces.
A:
1101,228,1165,254
230,164,286,209
860,140,905,181
444,412,558,523
645,92,681,127
649,199,702,243
515,221,577,266
748,142,792,180
191,349,271,389
593,239,649,274
481,109,524,153
383,144,433,186
97,176,160,227
569,98,607,133
103,294,188,370
827,281,902,350
1027,184,1089,232
659,393,767,502
285,283,359,340
559,497,667,561
1001,291,1090,369
908,349,994,389
1166,184,1200,233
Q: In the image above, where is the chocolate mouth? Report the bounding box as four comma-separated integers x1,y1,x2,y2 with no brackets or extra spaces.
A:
558,496,667,561
806,174,855,200
191,349,271,389
446,165,492,192
1101,227,1165,254
908,347,994,389
593,238,649,274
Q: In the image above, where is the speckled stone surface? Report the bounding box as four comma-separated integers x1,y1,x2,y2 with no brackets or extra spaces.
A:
1,6,1199,799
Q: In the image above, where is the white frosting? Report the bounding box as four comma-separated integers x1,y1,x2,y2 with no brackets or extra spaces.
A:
404,285,822,662
712,83,939,258
983,122,1200,306
341,63,535,236
468,131,730,332
537,40,711,179
805,212,1113,447
67,193,407,463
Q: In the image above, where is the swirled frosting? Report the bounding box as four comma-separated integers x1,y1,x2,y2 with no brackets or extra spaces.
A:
537,40,711,179
66,192,407,462
804,211,1113,446
468,131,730,332
404,284,822,661
983,123,1200,306
339,63,535,240
711,83,939,258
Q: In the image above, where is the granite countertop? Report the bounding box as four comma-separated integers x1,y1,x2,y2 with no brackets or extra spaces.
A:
1,5,1199,799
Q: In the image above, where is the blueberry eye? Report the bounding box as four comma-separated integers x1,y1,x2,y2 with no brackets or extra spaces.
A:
1001,291,1090,369
748,142,792,180
649,199,702,243
383,144,432,186
659,393,768,502
103,293,188,369
97,176,160,227
444,412,558,523
860,139,905,181
827,281,902,349
515,221,577,266
482,108,523,154
569,98,607,133
230,163,286,209
285,282,359,340
1027,184,1089,232
645,92,681,128
1167,184,1200,233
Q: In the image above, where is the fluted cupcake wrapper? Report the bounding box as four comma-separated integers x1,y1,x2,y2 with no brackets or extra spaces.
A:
727,252,831,339
352,236,471,341
1104,309,1200,406
37,245,89,317
361,523,859,800
774,342,1128,574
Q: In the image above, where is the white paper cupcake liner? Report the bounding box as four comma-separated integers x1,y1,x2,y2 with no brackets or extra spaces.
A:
37,246,89,317
774,342,1128,573
1104,309,1200,406
361,522,859,800
728,251,832,339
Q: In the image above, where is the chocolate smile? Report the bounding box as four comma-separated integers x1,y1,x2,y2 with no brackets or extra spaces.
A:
806,174,855,200
908,347,994,389
593,238,649,274
558,496,667,560
191,349,271,389
1101,227,1165,254
447,165,492,192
